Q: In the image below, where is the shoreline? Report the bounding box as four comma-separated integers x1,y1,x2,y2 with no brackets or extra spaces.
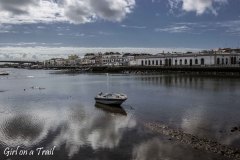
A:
2,66,240,77
44,66,240,77
143,121,240,160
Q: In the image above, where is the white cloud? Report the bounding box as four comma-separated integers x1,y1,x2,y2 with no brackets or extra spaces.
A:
0,46,202,61
160,20,240,36
168,0,228,15
168,0,181,13
98,31,114,36
37,26,46,29
0,24,12,33
121,24,146,29
0,0,135,24
155,25,191,33
216,20,240,35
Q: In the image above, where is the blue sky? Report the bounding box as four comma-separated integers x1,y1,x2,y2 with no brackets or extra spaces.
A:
0,0,240,60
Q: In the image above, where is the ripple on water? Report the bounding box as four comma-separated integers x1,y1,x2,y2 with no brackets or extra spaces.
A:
0,114,44,147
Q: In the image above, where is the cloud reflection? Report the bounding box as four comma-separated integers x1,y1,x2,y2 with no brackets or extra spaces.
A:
0,113,47,147
132,137,220,160
181,106,240,147
0,105,136,158
52,106,136,157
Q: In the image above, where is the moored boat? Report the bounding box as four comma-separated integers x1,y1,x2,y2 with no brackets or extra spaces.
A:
95,92,127,105
0,72,9,76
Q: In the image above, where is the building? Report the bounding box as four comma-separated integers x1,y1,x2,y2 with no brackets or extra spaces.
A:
80,53,101,66
136,49,240,67
44,58,66,66
67,55,80,66
84,53,96,59
122,53,135,66
102,52,123,66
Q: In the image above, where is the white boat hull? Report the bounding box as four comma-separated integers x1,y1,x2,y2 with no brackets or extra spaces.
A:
95,98,126,105
95,92,127,106
0,73,9,76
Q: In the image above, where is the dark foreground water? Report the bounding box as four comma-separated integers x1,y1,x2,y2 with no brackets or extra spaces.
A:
0,68,240,160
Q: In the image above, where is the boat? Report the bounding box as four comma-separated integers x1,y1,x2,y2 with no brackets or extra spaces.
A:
0,72,9,76
95,92,127,106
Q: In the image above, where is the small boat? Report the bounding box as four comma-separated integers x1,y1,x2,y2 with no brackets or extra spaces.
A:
0,72,9,76
95,92,127,105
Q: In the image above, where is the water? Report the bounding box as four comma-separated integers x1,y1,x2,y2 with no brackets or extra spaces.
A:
0,68,240,160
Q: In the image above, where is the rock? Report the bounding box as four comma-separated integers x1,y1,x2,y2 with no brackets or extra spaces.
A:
144,121,240,160
231,126,238,132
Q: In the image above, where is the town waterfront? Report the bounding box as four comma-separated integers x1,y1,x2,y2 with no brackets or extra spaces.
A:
1,68,240,160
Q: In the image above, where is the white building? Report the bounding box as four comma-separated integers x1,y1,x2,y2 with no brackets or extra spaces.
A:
44,58,66,66
84,53,95,59
102,52,123,66
136,49,240,67
122,53,136,66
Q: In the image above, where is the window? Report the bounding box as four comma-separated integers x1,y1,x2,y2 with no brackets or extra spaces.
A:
217,58,220,65
141,60,144,66
184,59,187,65
169,59,172,66
180,59,182,65
201,58,204,65
148,60,151,65
190,59,192,66
152,60,154,65
231,57,234,64
165,59,168,66
175,60,177,65
156,60,158,65
234,57,237,64
160,60,162,65
195,59,198,65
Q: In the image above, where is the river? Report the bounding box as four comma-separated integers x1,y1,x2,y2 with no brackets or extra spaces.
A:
0,68,240,160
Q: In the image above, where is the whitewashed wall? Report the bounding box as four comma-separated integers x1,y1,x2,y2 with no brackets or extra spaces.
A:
136,54,240,66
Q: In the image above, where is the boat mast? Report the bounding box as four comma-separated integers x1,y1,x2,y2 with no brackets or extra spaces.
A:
107,73,109,92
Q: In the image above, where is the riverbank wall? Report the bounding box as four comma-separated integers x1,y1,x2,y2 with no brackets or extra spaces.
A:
89,66,240,75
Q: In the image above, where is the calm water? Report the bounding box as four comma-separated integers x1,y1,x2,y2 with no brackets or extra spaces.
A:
0,68,240,160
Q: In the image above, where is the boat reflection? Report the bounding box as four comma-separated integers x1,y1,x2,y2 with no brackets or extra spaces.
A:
95,103,127,116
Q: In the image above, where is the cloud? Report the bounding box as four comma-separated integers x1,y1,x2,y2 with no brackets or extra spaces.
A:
37,26,46,29
167,0,181,14
0,0,39,15
0,24,12,33
0,0,135,24
155,25,191,33
155,21,240,35
217,20,240,35
0,46,202,61
174,20,240,36
167,0,228,15
121,24,146,29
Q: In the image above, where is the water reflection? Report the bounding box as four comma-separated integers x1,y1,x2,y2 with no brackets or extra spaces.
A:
95,103,127,116
3,115,43,140
135,74,239,92
0,113,46,147
181,106,240,147
0,104,136,158
1,69,240,159
132,138,226,160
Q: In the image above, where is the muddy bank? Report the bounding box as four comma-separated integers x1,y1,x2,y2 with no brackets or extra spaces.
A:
144,121,240,160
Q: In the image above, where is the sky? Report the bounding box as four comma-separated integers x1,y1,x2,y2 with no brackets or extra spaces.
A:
0,0,240,60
